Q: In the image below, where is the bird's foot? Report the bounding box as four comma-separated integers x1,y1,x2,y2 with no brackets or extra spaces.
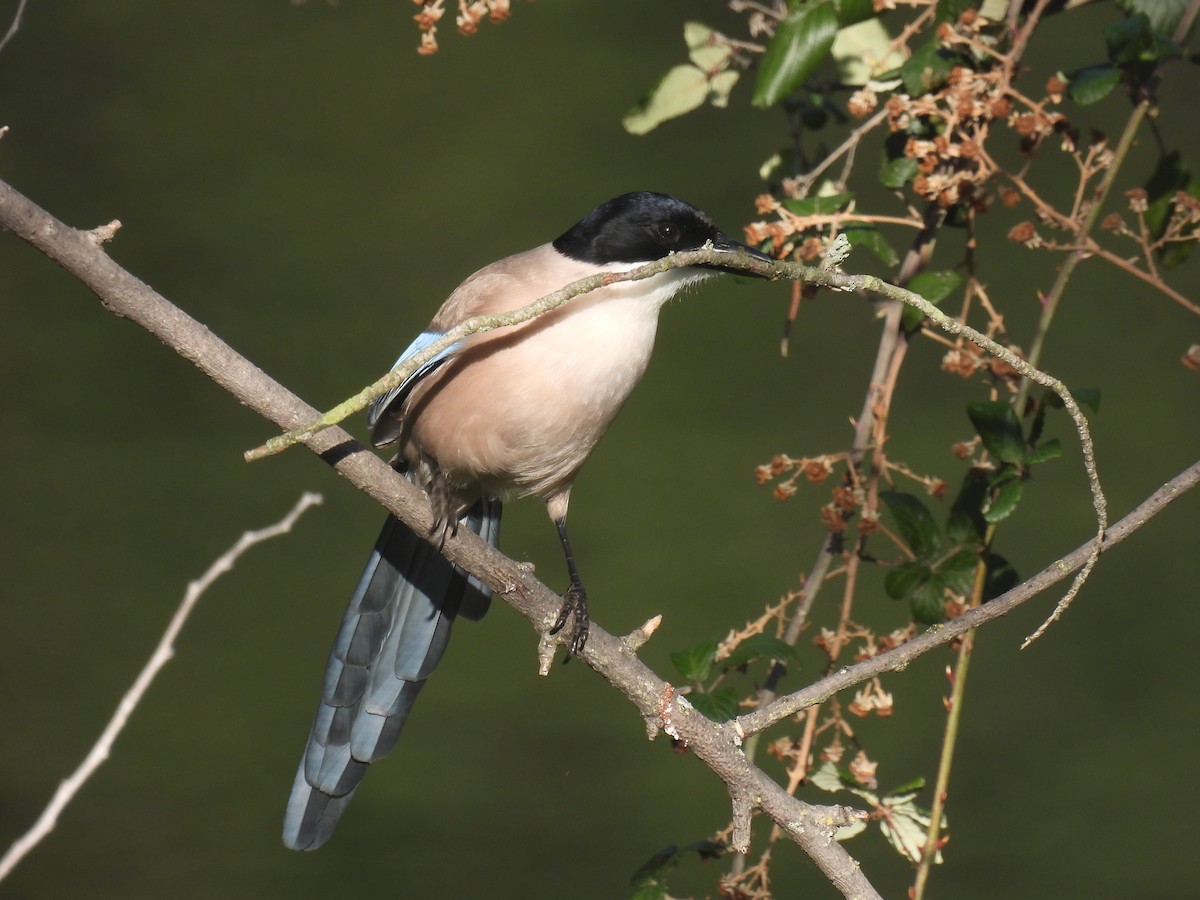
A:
549,584,589,658
427,467,460,549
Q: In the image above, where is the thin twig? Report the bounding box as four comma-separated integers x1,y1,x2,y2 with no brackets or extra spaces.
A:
0,0,27,55
736,459,1199,736
0,493,324,883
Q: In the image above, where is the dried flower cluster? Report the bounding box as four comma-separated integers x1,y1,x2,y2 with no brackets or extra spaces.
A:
411,0,522,55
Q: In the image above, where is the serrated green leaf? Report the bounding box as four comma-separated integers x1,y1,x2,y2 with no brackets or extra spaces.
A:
967,401,1027,465
753,2,839,108
842,224,899,266
886,562,931,600
689,687,741,722
881,491,944,557
1067,65,1122,106
902,270,963,332
722,634,797,669
811,760,848,792
670,639,717,682
983,474,1024,523
899,40,956,95
879,793,941,863
782,190,853,216
1027,438,1063,464
880,156,920,189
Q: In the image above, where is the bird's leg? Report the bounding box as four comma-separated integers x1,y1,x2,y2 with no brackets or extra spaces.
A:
426,465,459,549
548,516,589,656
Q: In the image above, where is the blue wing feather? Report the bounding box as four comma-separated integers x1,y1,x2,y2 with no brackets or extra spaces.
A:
366,331,463,432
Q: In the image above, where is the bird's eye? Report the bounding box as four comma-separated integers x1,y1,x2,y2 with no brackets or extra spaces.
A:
655,222,680,245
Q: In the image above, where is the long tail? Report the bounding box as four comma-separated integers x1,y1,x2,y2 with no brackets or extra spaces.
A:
282,494,502,850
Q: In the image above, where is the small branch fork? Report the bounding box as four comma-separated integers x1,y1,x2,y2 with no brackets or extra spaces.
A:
6,177,1188,897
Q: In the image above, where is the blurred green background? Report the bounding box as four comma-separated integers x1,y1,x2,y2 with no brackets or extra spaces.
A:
1,2,1197,897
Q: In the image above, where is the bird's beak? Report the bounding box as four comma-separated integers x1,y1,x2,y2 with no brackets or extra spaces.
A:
703,231,774,278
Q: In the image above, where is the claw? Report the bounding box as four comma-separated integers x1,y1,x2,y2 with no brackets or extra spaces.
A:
549,584,589,657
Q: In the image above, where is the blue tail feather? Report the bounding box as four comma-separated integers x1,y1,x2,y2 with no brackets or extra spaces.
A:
283,489,501,851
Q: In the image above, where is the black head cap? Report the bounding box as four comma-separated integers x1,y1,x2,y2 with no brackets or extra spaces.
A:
552,191,767,268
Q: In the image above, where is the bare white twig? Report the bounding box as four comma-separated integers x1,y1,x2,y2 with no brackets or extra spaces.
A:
0,0,28,55
0,492,324,883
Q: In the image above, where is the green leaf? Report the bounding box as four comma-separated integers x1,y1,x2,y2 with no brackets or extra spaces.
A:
902,270,963,332
832,0,876,26
935,547,981,594
722,634,797,669
982,474,1024,523
1041,387,1101,413
910,578,946,624
833,17,904,87
982,552,1019,600
1027,438,1063,464
967,401,1027,465
1117,0,1190,36
684,21,725,70
886,561,931,600
1074,388,1102,413
879,792,941,863
1106,13,1181,65
810,760,851,793
752,2,839,108
978,0,1008,20
782,191,853,216
1144,152,1200,268
907,270,963,304
629,841,726,898
880,156,920,189
1067,65,1122,106
946,468,990,545
899,40,956,95
842,224,899,266
881,491,943,557
670,639,717,682
623,65,724,135
689,687,741,722
887,775,928,796
629,846,677,900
